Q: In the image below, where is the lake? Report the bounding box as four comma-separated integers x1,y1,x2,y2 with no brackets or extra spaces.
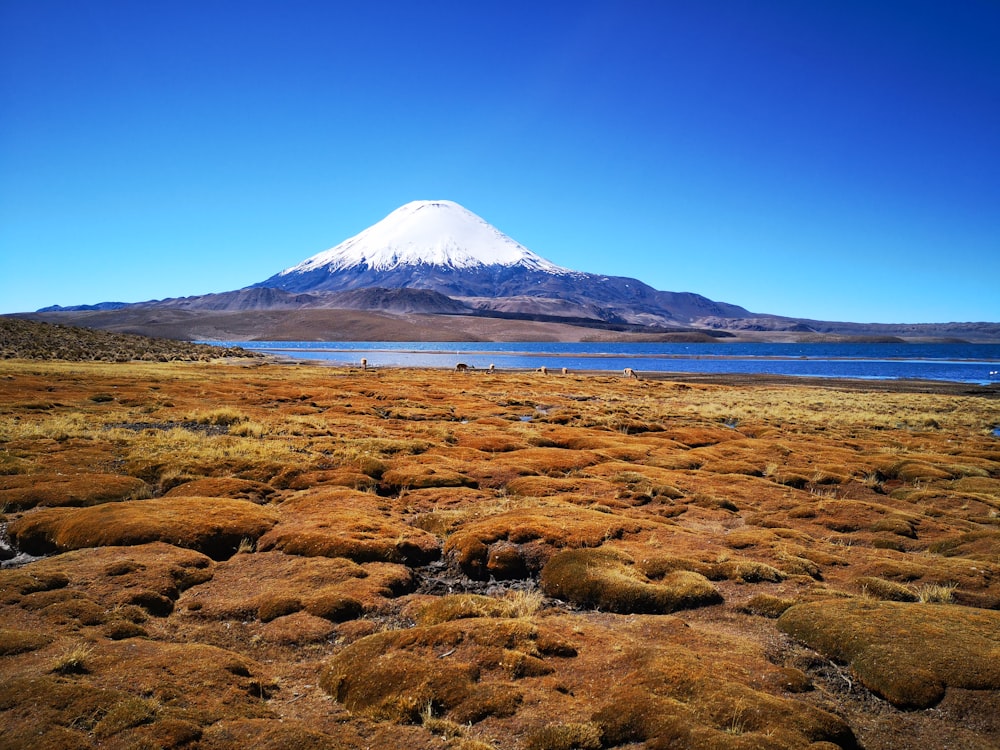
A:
212,341,1000,385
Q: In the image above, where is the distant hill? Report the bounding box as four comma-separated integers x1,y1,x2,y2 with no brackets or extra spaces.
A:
0,318,261,361
36,301,130,312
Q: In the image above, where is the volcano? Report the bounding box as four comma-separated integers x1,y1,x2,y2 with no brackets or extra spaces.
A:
253,200,749,326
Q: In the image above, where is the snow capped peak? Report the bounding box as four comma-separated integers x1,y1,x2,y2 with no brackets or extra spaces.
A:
280,200,568,276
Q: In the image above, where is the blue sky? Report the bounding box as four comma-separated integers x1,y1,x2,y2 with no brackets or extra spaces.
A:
2,0,998,323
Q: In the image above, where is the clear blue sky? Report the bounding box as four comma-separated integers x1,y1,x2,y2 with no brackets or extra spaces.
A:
2,0,998,323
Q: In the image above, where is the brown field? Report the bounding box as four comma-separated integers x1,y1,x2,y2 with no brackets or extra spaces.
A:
1,358,999,749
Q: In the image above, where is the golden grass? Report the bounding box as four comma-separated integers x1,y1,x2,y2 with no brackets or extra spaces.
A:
1,359,998,749
51,642,94,674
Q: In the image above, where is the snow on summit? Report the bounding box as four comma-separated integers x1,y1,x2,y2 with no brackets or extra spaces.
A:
281,200,568,275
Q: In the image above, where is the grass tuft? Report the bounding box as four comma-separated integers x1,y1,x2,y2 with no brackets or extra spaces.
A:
51,643,94,674
917,583,957,604
420,702,464,739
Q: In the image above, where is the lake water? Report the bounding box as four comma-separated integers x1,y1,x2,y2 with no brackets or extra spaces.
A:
214,341,1000,385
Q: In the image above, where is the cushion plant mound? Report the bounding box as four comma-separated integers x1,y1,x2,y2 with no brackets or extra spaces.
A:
929,530,1000,563
6,542,213,616
491,447,604,477
455,429,530,453
571,614,857,750
0,676,136,750
162,477,275,504
258,611,337,645
7,497,279,560
778,599,1000,708
444,506,656,580
180,550,410,621
504,475,618,500
0,627,53,655
95,639,276,719
659,425,744,448
379,453,478,491
320,619,574,723
854,576,919,602
541,547,723,614
284,468,379,491
0,640,274,749
255,489,440,565
0,472,149,510
199,718,355,750
591,681,857,750
0,568,70,602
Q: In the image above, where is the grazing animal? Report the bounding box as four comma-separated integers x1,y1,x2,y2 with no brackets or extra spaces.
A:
455,363,473,372
623,367,639,380
360,358,367,371
537,366,548,375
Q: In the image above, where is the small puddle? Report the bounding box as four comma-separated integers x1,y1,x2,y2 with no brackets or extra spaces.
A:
0,522,42,568
993,426,1000,438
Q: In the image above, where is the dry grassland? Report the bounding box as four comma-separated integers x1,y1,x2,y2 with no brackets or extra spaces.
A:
1,359,999,749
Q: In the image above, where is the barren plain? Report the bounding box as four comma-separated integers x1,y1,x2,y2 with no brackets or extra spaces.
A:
2,356,999,749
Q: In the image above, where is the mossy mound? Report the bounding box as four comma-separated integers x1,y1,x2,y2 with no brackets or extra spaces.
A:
0,627,53,654
162,477,275,504
320,618,574,723
283,468,379,491
0,639,272,748
379,453,478,491
199,718,353,750
570,614,858,750
591,681,856,750
929,530,1000,563
258,611,338,645
541,547,723,614
96,639,276,719
3,542,213,616
637,553,785,584
444,506,655,580
737,593,797,618
0,568,70,602
255,489,440,565
855,576,919,602
505,475,618,500
524,722,603,750
7,497,279,560
0,676,134,749
778,599,1000,708
180,551,409,621
0,472,149,510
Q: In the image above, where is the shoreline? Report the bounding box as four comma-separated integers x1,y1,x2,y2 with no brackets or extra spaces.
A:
265,356,1000,397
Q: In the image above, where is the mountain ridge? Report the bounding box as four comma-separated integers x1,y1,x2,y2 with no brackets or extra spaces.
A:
18,200,1000,342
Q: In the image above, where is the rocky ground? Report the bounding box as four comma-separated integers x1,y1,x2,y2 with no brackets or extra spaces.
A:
1,359,998,749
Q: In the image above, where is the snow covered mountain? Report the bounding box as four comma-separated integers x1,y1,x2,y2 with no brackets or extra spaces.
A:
253,200,750,326
277,200,567,276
